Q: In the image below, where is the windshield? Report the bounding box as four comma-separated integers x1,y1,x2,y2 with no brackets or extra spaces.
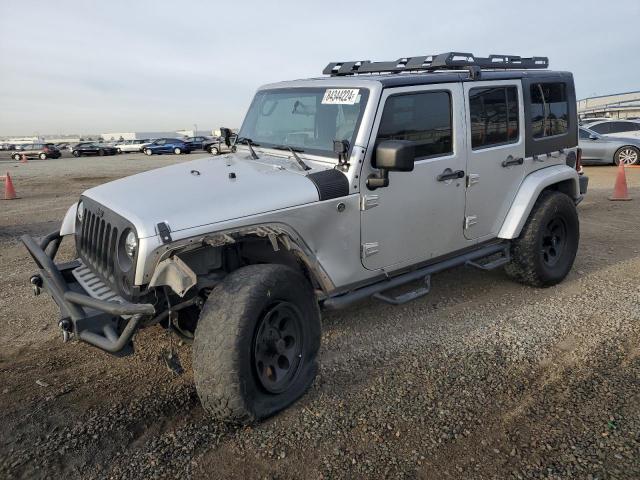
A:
238,87,369,156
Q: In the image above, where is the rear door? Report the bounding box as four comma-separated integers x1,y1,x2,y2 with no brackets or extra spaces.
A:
463,80,525,240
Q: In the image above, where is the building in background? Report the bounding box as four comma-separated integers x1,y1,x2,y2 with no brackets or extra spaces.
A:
99,131,183,141
577,91,640,120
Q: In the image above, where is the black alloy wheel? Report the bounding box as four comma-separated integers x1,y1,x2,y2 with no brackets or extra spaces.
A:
253,301,304,394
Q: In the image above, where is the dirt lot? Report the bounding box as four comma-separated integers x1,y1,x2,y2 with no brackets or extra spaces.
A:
1,155,639,479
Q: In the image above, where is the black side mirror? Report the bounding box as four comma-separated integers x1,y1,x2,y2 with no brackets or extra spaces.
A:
367,140,415,189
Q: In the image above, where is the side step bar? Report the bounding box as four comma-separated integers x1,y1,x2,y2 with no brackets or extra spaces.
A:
323,243,509,310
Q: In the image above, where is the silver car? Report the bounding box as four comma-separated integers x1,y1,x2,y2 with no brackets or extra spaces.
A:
21,52,587,424
579,126,640,165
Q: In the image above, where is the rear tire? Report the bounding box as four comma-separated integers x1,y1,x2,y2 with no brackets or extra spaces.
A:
98,149,104,156
614,146,639,165
39,153,47,160
193,264,321,424
174,147,181,155
505,190,579,287
117,148,122,154
73,151,80,157
144,148,153,156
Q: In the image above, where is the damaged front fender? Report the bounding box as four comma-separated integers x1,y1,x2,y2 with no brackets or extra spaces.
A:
149,256,197,297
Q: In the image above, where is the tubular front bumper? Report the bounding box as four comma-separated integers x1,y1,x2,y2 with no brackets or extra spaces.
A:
21,232,155,354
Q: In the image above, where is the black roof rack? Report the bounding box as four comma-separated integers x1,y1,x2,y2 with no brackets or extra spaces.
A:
323,52,549,76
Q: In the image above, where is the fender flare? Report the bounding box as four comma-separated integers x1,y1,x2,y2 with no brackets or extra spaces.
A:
60,202,78,236
138,223,335,294
498,165,580,239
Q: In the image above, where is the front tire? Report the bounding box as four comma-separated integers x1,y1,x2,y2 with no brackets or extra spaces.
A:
39,153,47,160
12,153,21,161
505,191,579,287
614,146,640,166
117,148,122,154
73,151,81,157
193,264,321,424
210,146,219,156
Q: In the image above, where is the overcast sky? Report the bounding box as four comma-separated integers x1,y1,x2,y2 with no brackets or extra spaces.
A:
1,0,638,136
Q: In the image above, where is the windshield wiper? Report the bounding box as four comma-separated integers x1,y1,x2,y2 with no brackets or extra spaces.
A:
236,137,259,160
272,145,311,171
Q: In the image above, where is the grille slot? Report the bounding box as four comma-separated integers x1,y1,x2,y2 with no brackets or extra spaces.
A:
78,210,117,280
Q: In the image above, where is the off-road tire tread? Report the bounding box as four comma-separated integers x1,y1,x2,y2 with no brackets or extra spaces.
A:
193,264,320,424
505,190,579,287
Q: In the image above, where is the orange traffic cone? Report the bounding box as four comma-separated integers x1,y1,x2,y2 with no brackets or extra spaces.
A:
20,154,28,164
609,161,632,201
1,172,18,200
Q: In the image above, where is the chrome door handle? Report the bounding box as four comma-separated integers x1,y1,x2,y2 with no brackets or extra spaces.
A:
437,169,465,182
501,156,524,167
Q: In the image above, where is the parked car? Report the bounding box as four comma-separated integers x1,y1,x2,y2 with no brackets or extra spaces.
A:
116,139,153,153
21,51,587,424
203,138,237,155
579,127,640,165
0,143,16,150
11,143,61,160
184,136,212,150
55,143,73,151
72,143,118,157
143,138,191,155
583,119,640,139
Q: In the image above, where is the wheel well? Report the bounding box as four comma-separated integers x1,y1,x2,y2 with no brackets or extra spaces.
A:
232,237,321,291
542,178,576,199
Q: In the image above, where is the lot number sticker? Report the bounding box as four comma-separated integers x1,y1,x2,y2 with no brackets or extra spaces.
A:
322,88,360,105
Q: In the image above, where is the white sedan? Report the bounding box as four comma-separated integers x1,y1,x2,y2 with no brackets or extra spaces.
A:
116,139,154,153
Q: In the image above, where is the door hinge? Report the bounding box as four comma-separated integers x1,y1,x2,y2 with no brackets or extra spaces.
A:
466,173,480,187
360,194,380,211
362,242,380,257
464,216,478,230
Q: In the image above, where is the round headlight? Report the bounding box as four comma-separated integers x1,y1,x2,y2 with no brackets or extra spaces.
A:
124,230,137,258
77,201,84,222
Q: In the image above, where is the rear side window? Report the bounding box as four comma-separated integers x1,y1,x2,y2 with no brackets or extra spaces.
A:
530,83,569,138
608,121,640,133
469,86,519,149
377,91,452,159
589,122,610,134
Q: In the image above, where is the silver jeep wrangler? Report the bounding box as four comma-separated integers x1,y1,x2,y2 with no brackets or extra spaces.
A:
23,52,588,423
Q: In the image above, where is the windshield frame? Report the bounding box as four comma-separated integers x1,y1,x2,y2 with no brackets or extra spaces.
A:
237,86,371,159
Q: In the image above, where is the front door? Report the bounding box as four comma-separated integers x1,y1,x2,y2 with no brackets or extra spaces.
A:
463,80,526,240
360,83,468,271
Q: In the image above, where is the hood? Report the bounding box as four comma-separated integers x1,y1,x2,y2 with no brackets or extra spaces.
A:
83,153,322,238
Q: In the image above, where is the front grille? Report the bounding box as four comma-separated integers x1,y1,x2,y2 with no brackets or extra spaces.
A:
75,197,137,299
78,209,119,281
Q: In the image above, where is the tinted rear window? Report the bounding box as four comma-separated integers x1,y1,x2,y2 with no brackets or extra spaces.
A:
530,83,569,138
469,86,519,149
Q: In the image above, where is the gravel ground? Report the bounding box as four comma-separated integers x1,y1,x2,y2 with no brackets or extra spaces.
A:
0,156,639,479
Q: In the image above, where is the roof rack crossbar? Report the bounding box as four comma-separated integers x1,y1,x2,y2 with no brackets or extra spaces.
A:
322,52,549,76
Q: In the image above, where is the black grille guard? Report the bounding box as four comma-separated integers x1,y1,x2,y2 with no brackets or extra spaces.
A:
21,232,155,353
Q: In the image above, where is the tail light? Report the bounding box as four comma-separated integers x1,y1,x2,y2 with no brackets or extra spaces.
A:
576,147,583,174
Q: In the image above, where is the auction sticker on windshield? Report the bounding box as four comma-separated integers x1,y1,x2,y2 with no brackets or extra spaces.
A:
322,89,360,105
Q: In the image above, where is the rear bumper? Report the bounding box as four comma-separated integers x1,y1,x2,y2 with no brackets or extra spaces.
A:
21,232,155,354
